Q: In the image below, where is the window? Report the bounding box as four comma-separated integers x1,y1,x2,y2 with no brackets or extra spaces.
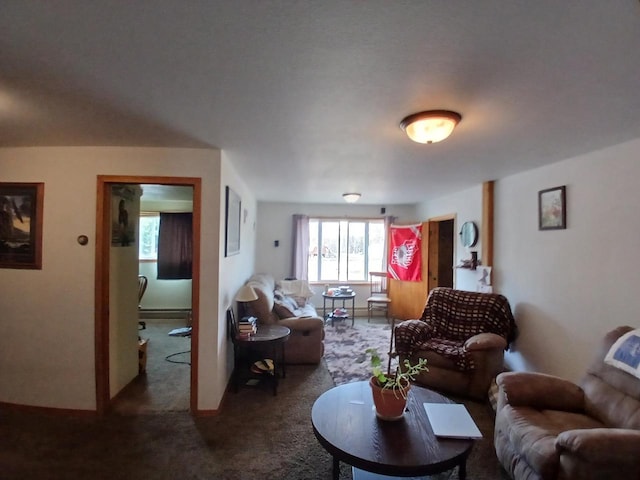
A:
139,213,160,260
308,218,385,282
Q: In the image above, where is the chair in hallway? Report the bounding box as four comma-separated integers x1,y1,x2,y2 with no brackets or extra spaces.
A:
367,271,391,322
138,275,148,330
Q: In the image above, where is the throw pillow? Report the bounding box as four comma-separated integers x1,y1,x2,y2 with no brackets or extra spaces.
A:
282,296,299,312
273,300,295,319
604,328,640,379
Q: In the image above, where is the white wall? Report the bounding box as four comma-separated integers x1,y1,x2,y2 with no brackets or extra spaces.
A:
109,185,142,397
256,202,417,310
419,138,640,384
417,185,483,291
139,262,192,310
210,153,257,410
497,138,640,383
0,146,227,411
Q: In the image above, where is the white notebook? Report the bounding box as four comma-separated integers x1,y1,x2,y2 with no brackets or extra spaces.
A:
423,403,483,439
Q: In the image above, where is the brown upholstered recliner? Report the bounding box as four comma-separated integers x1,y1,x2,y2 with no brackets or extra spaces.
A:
394,287,516,400
494,326,640,480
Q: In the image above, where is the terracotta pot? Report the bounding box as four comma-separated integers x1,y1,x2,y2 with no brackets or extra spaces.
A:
369,376,410,421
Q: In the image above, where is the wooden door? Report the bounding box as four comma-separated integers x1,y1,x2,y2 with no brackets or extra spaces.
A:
427,221,439,292
388,221,430,321
436,219,454,288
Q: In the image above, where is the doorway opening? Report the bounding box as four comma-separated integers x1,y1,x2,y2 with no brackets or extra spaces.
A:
427,216,455,291
95,176,202,415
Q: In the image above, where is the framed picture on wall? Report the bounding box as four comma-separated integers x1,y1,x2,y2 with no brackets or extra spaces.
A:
0,182,44,269
111,184,136,247
225,186,241,256
538,185,566,230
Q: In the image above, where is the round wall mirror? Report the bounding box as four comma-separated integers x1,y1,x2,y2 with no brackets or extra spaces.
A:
459,221,478,247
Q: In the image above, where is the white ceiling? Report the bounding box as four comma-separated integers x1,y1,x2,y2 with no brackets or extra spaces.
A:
1,1,639,205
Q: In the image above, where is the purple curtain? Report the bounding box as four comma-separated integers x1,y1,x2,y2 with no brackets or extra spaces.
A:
157,212,193,280
291,214,309,280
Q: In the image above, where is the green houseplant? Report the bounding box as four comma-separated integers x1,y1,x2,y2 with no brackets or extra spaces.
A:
366,347,428,421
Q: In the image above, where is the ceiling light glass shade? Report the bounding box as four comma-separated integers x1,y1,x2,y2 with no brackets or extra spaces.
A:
235,284,258,302
342,193,361,203
400,110,462,144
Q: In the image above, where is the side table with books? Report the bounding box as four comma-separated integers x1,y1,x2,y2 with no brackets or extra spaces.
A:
227,309,290,396
322,291,356,327
237,315,257,339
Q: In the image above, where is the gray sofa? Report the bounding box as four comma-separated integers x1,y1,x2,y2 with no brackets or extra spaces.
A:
244,273,324,364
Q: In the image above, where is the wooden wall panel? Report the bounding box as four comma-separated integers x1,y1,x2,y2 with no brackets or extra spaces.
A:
482,181,494,267
388,221,430,321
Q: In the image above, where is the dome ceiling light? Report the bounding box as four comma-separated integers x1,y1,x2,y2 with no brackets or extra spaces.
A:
400,110,462,144
342,193,361,203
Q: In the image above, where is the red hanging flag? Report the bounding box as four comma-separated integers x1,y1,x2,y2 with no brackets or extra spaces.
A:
388,224,422,282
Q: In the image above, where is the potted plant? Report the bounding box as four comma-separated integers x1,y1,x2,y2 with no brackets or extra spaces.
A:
366,347,428,421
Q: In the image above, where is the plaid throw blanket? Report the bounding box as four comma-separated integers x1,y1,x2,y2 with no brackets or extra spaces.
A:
395,287,516,371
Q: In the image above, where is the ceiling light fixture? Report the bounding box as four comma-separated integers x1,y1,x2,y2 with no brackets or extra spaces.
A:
400,110,462,144
342,193,361,203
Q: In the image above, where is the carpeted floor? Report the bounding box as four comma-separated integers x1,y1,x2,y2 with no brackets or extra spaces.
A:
323,318,397,385
112,319,191,414
0,317,510,480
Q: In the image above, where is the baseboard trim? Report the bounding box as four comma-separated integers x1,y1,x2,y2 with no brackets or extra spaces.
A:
193,408,221,417
140,309,191,320
0,401,97,417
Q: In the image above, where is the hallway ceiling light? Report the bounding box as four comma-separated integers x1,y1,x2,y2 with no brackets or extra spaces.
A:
342,193,361,203
400,110,462,144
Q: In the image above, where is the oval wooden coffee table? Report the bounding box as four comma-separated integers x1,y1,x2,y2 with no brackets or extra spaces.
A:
311,381,474,479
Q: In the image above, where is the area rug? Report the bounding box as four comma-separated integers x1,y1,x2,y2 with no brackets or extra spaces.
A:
323,320,398,385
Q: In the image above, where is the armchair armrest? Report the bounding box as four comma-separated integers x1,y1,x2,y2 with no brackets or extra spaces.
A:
278,316,324,333
464,333,507,351
497,371,585,411
394,320,433,356
556,428,640,465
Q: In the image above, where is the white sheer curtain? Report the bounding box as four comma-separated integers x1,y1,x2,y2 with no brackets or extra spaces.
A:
291,214,309,280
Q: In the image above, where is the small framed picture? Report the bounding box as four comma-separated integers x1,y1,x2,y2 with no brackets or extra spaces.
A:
538,185,566,230
225,186,241,257
0,182,44,269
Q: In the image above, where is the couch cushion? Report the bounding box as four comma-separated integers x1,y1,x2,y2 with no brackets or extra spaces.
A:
417,338,472,370
274,299,295,319
296,304,317,317
499,406,603,479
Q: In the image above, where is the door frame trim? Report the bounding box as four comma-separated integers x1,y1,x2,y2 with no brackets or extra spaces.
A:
95,175,202,415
